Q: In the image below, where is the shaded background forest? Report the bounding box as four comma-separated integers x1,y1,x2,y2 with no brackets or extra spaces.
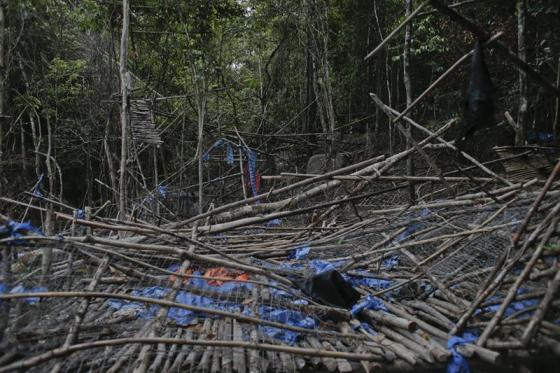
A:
0,0,559,219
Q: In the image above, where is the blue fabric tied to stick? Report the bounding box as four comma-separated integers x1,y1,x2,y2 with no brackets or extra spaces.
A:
157,184,168,198
75,209,86,219
0,220,43,245
32,173,45,197
202,138,260,197
447,332,478,373
246,149,258,197
202,139,226,162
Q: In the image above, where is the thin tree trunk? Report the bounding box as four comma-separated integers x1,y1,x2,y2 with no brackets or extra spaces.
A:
118,0,130,220
30,112,41,178
103,118,118,202
0,2,5,194
516,0,527,145
41,116,55,285
553,57,560,141
306,0,335,155
153,145,159,218
0,2,10,326
20,120,26,171
403,0,415,203
196,77,207,214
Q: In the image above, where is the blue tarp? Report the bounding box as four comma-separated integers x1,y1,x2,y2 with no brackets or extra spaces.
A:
281,253,393,292
348,271,392,290
255,306,317,345
447,332,478,373
386,208,432,267
308,259,348,274
107,285,245,326
0,283,48,305
203,138,260,197
475,289,539,319
0,220,43,245
107,284,318,344
264,218,283,227
526,131,554,143
288,246,311,260
351,295,387,316
351,321,378,336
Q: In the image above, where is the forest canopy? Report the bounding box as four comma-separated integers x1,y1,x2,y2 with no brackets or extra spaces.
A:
0,0,559,215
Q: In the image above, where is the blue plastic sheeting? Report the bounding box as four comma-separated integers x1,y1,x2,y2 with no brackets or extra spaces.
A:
202,139,227,162
395,223,420,242
166,266,254,293
0,220,43,245
109,290,318,345
475,289,539,319
351,295,387,316
107,286,246,326
264,218,282,227
246,149,258,197
352,321,378,336
382,255,399,269
447,332,477,373
268,280,296,299
75,209,85,219
283,251,393,291
202,138,260,197
168,291,244,325
288,246,310,260
226,142,235,164
347,271,392,290
309,259,348,274
157,184,168,198
32,173,45,197
0,283,48,305
188,272,254,293
256,306,317,345
526,131,554,143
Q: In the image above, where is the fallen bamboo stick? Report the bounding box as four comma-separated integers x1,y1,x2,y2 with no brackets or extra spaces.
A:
264,173,495,182
0,291,365,341
0,337,386,373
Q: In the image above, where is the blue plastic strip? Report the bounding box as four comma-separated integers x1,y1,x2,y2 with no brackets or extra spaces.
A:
447,332,478,373
351,295,387,316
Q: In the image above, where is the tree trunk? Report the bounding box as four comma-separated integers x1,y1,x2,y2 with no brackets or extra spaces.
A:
516,0,527,145
41,116,55,285
0,2,5,194
118,0,130,220
0,1,9,328
403,0,415,203
305,0,336,154
196,76,207,214
553,59,560,141
103,118,118,202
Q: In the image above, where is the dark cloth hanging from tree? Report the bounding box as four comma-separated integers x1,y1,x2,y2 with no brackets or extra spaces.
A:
456,40,495,147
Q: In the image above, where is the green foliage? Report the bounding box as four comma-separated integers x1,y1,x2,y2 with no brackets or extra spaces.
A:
2,0,560,206
43,58,87,110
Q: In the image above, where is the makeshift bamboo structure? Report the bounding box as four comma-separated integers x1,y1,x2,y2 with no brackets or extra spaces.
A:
1,2,560,372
